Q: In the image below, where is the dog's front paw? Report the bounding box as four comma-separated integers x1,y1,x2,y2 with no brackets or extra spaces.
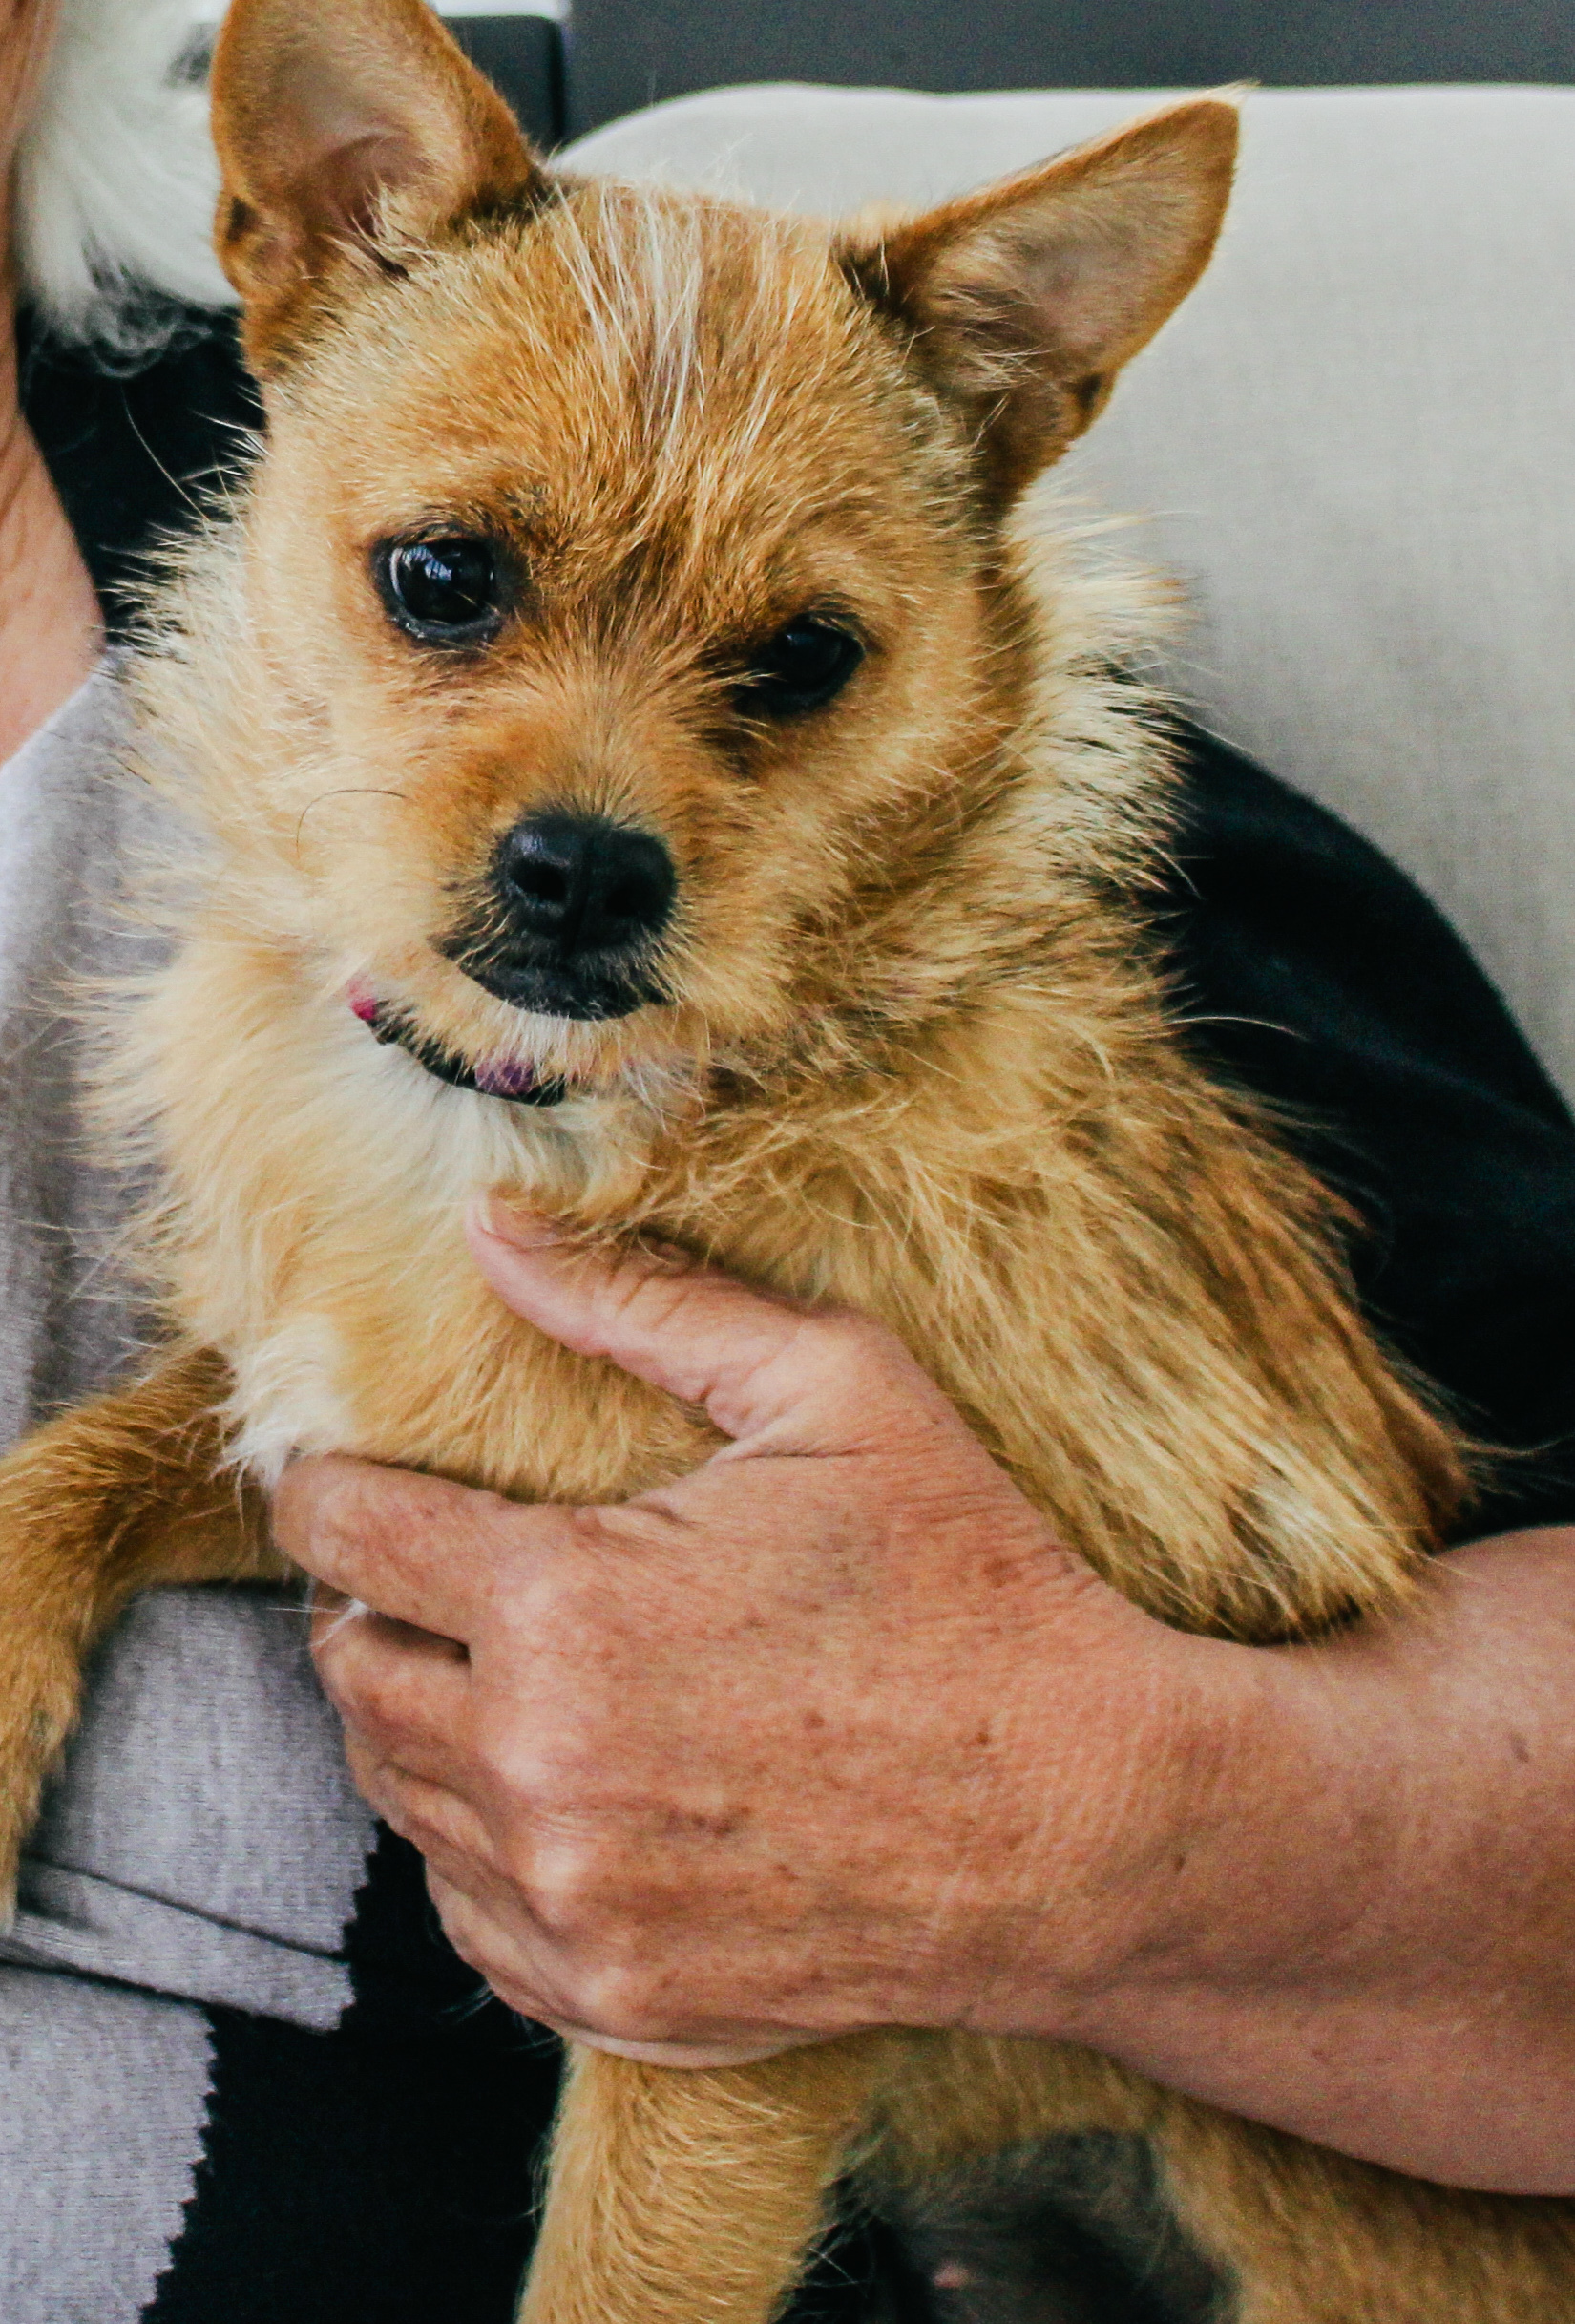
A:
0,1618,85,1921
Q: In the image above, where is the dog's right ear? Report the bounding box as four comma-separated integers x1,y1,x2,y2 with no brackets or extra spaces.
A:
211,0,545,374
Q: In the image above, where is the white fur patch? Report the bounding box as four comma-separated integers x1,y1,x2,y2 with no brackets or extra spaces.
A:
226,1315,357,1490
15,0,233,353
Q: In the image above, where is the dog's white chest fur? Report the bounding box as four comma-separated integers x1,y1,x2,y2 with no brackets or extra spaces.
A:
225,1314,358,1488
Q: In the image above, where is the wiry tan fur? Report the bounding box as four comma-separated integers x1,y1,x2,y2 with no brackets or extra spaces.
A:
0,0,1569,2315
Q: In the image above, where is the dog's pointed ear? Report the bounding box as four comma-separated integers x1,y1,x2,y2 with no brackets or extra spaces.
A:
211,0,546,374
840,97,1238,501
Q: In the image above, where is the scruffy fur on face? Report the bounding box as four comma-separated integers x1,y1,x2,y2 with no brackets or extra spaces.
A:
0,0,1569,2317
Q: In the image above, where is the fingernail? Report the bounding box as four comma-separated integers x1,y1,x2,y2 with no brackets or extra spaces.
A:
472,1194,560,1249
642,1235,692,1271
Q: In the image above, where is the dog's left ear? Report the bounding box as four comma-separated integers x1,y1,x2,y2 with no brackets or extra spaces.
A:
841,97,1238,502
211,0,546,375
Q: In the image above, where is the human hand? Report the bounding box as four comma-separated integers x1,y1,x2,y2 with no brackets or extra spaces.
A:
281,1215,1575,2181
280,1203,1222,2066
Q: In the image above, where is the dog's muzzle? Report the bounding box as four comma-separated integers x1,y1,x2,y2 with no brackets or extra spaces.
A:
442,812,677,1021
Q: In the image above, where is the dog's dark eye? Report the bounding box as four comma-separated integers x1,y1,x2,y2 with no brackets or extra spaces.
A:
375,535,504,645
737,616,863,718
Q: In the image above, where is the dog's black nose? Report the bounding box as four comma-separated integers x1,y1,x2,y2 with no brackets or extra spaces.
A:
497,813,676,957
444,812,676,1020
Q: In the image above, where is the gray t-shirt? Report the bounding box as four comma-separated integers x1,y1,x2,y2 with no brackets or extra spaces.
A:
0,669,374,2320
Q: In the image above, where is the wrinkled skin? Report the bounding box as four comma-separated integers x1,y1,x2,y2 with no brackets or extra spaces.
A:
284,1202,1575,2195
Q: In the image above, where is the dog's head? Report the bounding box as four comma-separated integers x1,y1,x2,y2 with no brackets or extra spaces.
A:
201,0,1234,1109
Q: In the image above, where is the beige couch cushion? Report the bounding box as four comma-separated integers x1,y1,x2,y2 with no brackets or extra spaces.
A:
567,86,1575,1100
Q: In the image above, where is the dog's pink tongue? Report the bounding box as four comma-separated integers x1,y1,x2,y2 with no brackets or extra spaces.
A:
346,978,380,1026
472,1056,541,1098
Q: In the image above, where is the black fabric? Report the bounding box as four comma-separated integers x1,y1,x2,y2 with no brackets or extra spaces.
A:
34,309,1568,2320
145,1828,561,2323
17,307,262,637
1155,729,1575,1538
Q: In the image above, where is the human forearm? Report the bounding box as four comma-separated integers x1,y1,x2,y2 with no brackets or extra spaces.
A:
1064,1527,1575,2191
0,10,102,760
0,322,101,759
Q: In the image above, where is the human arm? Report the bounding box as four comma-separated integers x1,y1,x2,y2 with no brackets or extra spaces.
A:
0,1,100,761
283,1203,1575,2198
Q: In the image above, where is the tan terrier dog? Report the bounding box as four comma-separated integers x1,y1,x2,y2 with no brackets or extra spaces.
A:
0,0,1571,2316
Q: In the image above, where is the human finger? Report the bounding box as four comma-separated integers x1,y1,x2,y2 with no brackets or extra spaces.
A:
310,1595,473,1776
428,1871,818,2066
346,1743,511,1891
424,1868,567,2020
278,1451,577,1639
467,1198,953,1452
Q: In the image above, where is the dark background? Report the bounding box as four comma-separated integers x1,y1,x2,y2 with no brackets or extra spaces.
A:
447,12,564,142
446,2,1575,146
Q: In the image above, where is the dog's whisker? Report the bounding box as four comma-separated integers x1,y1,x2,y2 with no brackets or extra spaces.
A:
293,788,408,858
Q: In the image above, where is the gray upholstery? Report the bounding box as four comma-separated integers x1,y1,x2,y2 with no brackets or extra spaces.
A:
567,85,1575,1100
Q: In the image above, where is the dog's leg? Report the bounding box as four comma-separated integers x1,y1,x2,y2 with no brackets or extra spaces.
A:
518,2035,902,2324
0,1342,277,1904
